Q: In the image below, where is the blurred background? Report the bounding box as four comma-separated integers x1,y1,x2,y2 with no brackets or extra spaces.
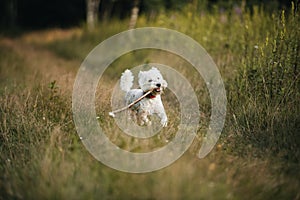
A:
0,0,292,30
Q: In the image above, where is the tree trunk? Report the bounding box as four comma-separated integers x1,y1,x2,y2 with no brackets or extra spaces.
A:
128,0,139,29
6,0,17,28
86,0,100,31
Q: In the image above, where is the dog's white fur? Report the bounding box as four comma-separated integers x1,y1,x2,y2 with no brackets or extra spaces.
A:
120,67,168,127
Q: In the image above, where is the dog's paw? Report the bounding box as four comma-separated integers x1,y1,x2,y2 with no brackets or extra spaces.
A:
145,120,152,126
161,118,168,127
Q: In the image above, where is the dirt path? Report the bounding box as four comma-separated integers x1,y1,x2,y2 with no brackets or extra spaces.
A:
0,30,81,93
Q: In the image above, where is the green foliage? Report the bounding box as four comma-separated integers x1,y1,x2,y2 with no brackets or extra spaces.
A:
228,3,300,162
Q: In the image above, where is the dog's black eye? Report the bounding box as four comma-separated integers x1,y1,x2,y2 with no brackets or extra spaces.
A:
148,79,153,82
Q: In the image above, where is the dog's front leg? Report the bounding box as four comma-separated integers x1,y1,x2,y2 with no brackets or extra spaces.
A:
158,110,168,127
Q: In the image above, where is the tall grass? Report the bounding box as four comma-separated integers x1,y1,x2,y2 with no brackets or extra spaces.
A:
228,3,300,163
0,2,299,199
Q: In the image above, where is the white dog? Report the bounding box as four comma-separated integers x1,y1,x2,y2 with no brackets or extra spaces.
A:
120,67,168,127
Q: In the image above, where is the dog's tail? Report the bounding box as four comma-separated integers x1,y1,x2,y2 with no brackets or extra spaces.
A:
120,69,134,92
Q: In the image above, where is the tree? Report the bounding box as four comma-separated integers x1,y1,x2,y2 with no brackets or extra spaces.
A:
86,0,101,30
128,0,139,29
0,0,18,28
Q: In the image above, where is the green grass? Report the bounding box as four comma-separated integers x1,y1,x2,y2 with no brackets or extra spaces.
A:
0,2,299,200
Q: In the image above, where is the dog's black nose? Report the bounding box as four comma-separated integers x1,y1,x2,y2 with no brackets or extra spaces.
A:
156,83,161,87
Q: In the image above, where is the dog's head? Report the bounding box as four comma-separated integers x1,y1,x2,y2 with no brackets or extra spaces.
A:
138,67,167,96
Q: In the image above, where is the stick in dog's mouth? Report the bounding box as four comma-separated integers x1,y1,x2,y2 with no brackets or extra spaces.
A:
108,89,154,118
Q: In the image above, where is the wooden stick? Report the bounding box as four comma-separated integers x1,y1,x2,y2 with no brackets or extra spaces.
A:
109,89,153,117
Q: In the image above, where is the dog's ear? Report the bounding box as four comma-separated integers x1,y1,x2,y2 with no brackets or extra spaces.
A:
138,71,145,88
151,67,159,72
162,79,168,88
138,71,144,79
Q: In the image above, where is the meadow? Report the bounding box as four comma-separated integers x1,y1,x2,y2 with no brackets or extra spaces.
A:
0,2,299,200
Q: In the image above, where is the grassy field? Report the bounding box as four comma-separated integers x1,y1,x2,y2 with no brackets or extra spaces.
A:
1,3,299,200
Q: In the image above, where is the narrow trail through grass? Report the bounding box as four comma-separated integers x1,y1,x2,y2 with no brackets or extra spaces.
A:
1,33,77,93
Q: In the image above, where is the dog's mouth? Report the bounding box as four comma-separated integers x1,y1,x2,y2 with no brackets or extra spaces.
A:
145,87,162,99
